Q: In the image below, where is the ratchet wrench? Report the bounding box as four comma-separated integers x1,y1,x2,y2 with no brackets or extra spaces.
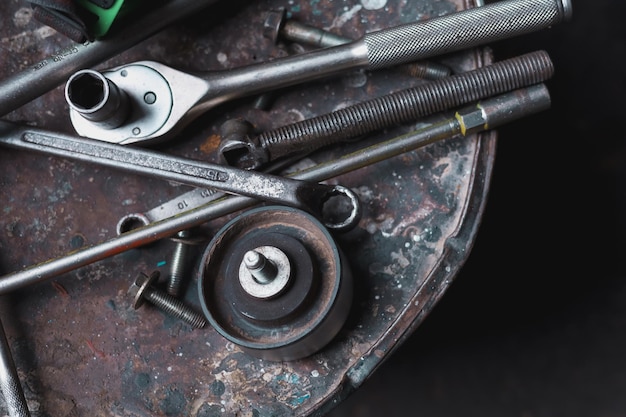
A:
64,0,572,145
0,122,361,232
0,0,223,119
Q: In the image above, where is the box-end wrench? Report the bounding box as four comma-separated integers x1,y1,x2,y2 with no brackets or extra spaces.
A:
63,0,572,145
0,84,551,294
0,123,361,232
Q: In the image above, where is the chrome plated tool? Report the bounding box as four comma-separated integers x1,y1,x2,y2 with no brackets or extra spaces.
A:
0,84,551,295
0,0,223,118
63,0,571,145
117,50,553,233
0,122,361,232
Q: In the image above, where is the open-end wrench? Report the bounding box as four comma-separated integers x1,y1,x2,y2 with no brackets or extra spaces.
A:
0,122,361,232
116,187,221,235
0,84,551,294
63,0,572,145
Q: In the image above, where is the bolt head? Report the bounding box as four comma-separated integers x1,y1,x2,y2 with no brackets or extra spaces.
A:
128,271,160,309
263,7,286,44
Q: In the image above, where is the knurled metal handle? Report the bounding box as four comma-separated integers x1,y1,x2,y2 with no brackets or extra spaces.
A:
363,0,572,69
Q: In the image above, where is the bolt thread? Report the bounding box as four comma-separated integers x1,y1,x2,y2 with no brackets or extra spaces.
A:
167,242,189,297
144,288,207,329
258,50,553,160
400,61,451,80
167,230,190,297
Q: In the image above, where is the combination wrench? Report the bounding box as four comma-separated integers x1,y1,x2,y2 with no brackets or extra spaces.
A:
63,0,572,145
0,122,361,232
115,154,303,235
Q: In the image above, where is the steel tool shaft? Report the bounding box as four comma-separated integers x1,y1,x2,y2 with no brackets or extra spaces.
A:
0,317,30,417
0,123,360,231
219,50,555,169
0,84,551,294
66,0,572,144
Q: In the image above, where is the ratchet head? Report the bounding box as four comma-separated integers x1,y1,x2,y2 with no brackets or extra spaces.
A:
65,61,209,145
65,69,131,129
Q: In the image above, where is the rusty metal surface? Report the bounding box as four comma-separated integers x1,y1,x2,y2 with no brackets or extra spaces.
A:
0,0,495,415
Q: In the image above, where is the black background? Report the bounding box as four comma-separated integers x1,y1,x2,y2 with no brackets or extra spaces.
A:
330,1,626,416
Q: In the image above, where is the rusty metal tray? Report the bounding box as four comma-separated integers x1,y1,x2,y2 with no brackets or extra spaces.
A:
0,0,494,415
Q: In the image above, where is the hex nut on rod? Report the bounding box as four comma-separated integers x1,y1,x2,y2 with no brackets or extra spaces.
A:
129,271,207,329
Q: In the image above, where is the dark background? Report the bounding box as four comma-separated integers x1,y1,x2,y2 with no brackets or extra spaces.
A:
330,1,626,416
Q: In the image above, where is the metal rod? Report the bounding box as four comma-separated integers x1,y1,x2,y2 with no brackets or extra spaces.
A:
0,84,551,294
0,318,31,417
200,0,571,102
0,0,223,118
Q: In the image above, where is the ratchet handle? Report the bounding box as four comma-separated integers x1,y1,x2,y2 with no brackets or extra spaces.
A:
363,0,572,70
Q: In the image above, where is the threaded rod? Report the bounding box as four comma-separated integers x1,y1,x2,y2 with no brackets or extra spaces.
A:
258,50,553,160
144,289,207,329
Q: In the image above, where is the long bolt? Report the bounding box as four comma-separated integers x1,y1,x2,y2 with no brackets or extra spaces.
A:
264,7,451,80
222,50,554,169
129,271,207,329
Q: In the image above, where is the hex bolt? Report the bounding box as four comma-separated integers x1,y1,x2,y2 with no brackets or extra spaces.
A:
263,7,451,80
129,271,207,329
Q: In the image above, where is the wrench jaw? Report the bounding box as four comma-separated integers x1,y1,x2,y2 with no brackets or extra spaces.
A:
116,212,151,235
218,136,269,171
305,184,362,233
217,119,270,171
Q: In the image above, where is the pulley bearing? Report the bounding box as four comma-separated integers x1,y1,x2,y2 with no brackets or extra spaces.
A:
197,205,353,361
